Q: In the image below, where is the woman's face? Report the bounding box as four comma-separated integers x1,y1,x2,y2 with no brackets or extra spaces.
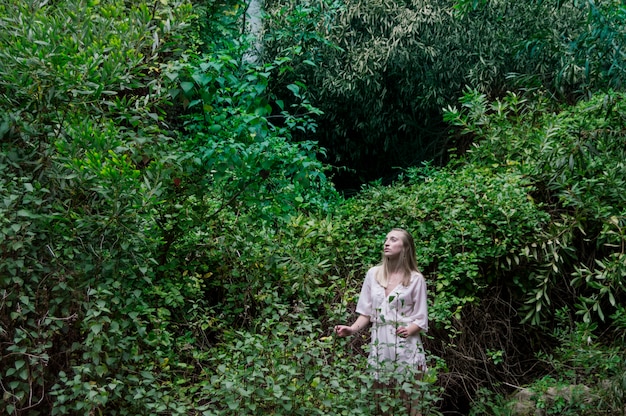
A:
383,230,405,259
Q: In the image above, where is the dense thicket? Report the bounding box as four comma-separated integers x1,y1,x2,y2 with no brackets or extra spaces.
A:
0,1,197,413
263,0,626,188
0,0,335,413
1,0,625,415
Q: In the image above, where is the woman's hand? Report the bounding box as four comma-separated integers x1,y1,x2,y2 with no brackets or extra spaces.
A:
397,324,420,338
335,315,370,338
334,325,354,338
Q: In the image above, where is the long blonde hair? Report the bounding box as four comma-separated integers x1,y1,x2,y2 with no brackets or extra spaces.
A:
375,228,420,288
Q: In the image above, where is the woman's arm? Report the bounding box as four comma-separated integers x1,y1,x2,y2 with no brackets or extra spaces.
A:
396,323,422,338
397,273,428,338
334,315,371,337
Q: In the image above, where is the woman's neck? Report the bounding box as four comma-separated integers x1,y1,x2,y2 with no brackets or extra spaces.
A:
386,258,403,274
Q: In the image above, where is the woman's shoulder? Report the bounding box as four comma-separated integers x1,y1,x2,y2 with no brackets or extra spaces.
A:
364,265,382,280
409,270,426,283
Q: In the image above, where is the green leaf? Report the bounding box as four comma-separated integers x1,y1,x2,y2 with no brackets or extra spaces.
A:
286,84,300,97
16,209,37,218
180,81,195,93
14,359,26,370
91,323,102,335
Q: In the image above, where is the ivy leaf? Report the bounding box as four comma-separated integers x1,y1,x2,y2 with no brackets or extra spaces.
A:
180,81,194,93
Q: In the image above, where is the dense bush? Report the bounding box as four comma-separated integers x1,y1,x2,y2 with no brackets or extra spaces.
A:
0,0,335,413
195,308,442,415
445,88,626,413
0,0,198,413
445,89,626,327
2,0,626,414
262,0,596,185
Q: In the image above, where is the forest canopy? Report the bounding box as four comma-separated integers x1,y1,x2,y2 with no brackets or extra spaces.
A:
1,0,625,415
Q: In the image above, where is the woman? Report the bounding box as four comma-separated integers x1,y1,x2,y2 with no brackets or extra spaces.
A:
335,228,428,415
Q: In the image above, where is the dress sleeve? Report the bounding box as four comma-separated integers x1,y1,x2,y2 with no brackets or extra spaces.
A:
409,273,429,332
355,267,376,317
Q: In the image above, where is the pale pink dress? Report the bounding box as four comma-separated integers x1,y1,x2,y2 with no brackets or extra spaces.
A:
356,266,429,379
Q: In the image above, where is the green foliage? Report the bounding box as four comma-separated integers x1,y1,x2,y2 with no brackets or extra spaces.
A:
0,0,336,412
0,0,337,413
497,307,626,416
572,0,626,91
469,316,626,416
468,387,512,416
456,0,626,94
162,51,335,219
263,0,592,183
145,0,342,338
526,376,592,416
3,0,625,414
444,89,626,327
0,0,198,413
197,305,443,415
335,163,549,328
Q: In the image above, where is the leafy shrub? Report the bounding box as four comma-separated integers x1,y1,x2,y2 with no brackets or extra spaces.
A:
262,0,591,184
4,0,624,414
333,163,550,329
441,87,626,414
468,307,626,415
196,304,443,415
0,0,199,413
445,89,626,327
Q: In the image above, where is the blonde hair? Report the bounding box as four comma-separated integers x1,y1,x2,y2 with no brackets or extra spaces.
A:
375,228,420,288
